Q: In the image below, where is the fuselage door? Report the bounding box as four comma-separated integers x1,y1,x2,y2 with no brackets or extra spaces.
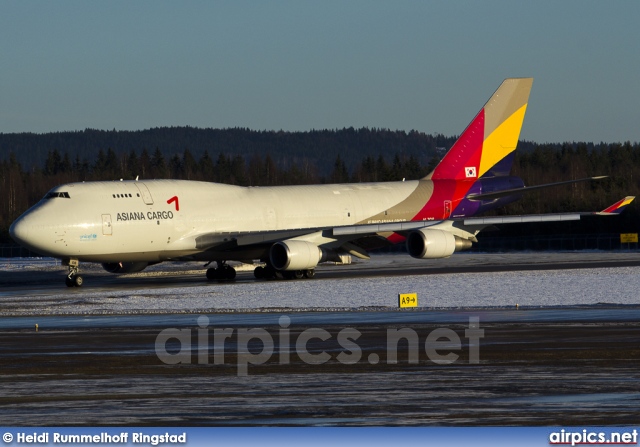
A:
102,214,113,236
135,183,154,205
444,200,452,218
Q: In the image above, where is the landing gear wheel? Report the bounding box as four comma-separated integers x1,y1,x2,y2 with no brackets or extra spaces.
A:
223,266,236,280
304,269,315,279
264,265,277,279
65,274,83,287
293,270,304,280
255,264,277,280
65,259,82,287
206,262,236,281
73,275,84,287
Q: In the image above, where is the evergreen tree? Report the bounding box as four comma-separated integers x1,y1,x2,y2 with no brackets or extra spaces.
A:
127,150,140,179
199,150,215,180
93,149,107,178
215,153,230,183
169,154,183,179
182,149,197,180
355,156,376,182
105,148,119,179
248,154,265,185
230,155,248,186
424,156,439,175
264,154,278,185
139,148,151,179
391,154,403,180
404,154,425,180
44,149,62,176
330,155,349,183
151,148,168,178
60,153,72,174
376,155,390,182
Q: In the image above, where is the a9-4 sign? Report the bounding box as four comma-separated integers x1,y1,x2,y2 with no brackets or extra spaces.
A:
398,292,418,308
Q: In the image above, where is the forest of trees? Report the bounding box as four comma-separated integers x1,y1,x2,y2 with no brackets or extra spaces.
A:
1,127,639,243
0,127,452,177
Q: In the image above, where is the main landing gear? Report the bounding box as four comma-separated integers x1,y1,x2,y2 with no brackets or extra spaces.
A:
253,265,315,280
206,261,237,281
65,259,83,287
205,261,315,282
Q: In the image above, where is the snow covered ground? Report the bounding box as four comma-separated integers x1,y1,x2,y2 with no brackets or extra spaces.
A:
1,253,639,316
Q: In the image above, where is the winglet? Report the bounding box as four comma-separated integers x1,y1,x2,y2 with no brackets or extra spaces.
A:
597,196,635,215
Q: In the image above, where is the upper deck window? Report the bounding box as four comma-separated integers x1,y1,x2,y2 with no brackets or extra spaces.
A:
45,192,70,199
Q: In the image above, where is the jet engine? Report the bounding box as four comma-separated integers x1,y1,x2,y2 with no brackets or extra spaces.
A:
269,240,322,271
406,229,472,259
102,262,149,274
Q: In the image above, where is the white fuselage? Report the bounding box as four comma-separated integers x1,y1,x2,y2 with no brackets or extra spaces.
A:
10,179,422,263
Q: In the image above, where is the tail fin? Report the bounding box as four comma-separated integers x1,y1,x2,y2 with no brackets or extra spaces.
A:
598,196,635,215
426,78,533,180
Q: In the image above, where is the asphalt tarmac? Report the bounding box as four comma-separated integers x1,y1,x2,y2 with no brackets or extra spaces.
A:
0,313,639,426
2,251,640,296
1,252,639,426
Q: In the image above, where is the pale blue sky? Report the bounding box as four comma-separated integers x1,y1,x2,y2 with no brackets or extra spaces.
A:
1,1,639,143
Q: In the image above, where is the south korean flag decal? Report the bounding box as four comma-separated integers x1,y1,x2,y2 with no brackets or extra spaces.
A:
465,166,477,178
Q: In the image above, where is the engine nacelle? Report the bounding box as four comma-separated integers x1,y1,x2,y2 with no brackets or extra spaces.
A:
270,240,322,271
102,262,149,274
406,229,472,259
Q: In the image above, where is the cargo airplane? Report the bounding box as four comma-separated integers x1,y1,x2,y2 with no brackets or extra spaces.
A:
9,78,634,286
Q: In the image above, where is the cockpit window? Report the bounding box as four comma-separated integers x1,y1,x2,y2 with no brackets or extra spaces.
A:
45,192,70,199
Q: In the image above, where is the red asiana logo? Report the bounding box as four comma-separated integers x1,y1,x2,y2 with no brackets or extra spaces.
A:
167,196,179,211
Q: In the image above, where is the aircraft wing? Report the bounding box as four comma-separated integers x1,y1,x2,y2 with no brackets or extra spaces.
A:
331,212,583,243
195,229,321,250
333,197,636,239
188,196,634,257
465,176,607,201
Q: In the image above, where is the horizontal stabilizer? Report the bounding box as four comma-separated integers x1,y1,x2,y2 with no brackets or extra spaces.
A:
466,176,607,201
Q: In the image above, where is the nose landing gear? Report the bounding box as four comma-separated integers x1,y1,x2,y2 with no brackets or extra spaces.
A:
64,259,83,287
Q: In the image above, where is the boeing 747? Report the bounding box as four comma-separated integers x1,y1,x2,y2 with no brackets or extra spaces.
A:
9,78,634,286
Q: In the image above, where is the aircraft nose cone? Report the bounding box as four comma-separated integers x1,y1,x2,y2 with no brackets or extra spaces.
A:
9,216,28,246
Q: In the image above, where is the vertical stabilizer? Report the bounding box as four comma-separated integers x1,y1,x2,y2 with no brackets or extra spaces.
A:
426,78,533,181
